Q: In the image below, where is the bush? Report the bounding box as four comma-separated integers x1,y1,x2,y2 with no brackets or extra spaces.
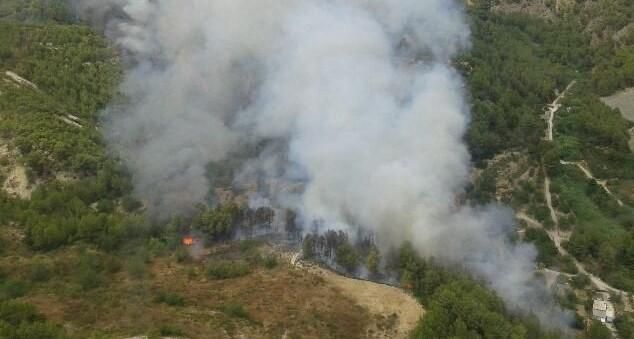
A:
239,240,261,254
570,273,591,289
587,320,612,339
175,248,189,263
220,302,250,319
75,253,104,290
525,228,558,266
154,292,185,307
0,301,41,325
126,255,147,280
103,256,122,274
158,324,184,337
558,255,579,275
121,195,142,212
615,316,634,339
206,261,250,280
14,321,66,339
75,265,101,291
263,255,278,269
29,262,52,283
0,280,29,300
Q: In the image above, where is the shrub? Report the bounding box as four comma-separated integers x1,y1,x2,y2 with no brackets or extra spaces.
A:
0,301,41,325
220,302,250,319
239,240,261,254
570,273,590,289
126,255,147,280
158,324,184,337
154,292,185,307
206,260,250,280
14,321,66,339
175,248,189,263
103,256,122,274
121,195,142,212
75,265,101,291
0,280,29,300
558,255,579,275
29,262,52,283
615,316,634,339
263,255,278,269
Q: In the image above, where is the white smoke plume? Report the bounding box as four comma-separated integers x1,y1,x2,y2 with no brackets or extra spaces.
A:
74,0,570,329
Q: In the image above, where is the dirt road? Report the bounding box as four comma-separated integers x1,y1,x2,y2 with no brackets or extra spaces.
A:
545,81,576,141
527,81,634,313
543,175,559,225
560,160,623,206
516,212,632,311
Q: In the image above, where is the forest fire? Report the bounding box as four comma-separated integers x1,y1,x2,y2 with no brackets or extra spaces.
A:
182,236,195,246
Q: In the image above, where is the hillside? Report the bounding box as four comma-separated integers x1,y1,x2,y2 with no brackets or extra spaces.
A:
0,13,428,339
468,1,634,337
0,1,633,339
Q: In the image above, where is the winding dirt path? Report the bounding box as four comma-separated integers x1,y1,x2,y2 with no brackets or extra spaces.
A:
543,175,559,226
545,81,576,142
516,212,632,312
560,160,623,206
4,71,38,91
533,80,633,313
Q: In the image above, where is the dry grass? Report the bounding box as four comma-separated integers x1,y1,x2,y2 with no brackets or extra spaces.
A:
296,261,423,339
1,242,374,339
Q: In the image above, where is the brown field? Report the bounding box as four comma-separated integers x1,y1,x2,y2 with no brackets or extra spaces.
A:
0,234,421,339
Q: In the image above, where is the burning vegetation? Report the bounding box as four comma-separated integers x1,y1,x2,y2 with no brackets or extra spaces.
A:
181,235,195,246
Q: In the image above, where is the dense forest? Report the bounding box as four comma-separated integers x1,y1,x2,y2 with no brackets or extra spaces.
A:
465,1,634,338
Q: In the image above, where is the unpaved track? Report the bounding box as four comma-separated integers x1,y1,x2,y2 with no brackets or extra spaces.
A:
516,211,632,312
543,175,559,225
560,160,623,206
290,253,424,339
545,81,576,141
535,80,633,312
4,71,38,90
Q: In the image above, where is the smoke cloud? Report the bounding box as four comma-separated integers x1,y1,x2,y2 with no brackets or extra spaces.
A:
75,0,569,328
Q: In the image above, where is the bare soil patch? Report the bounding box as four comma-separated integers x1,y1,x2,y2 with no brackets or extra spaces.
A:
601,88,634,151
601,87,634,122
0,141,34,199
291,256,423,339
2,164,32,199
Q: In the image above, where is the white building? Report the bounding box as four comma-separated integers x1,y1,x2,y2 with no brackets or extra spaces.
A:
592,299,615,323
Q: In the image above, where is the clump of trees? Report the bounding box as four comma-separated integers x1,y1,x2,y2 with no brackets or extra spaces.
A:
464,11,582,162
0,0,71,24
0,301,66,339
191,204,241,240
392,243,562,339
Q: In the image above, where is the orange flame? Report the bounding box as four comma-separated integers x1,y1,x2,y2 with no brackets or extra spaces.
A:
182,236,194,246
